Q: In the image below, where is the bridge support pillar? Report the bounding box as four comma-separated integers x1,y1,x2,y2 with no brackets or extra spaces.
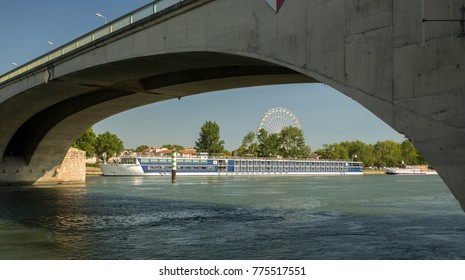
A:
0,148,85,186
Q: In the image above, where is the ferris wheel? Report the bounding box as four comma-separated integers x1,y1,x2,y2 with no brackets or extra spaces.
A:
257,107,302,134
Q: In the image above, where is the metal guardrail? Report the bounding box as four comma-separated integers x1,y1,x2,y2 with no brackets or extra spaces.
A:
0,0,184,85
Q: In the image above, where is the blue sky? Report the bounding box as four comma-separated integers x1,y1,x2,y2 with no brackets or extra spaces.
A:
0,0,405,151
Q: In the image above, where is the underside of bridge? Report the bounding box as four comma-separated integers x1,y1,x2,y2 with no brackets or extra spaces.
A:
0,52,314,185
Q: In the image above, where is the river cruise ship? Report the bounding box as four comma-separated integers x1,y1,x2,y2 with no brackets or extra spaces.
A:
100,156,364,176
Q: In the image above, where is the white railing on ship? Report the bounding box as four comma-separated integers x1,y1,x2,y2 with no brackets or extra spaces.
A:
0,0,184,85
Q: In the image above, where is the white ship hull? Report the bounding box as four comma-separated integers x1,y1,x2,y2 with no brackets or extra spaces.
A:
385,168,438,175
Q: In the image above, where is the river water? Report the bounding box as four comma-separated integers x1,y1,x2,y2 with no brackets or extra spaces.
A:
0,175,464,260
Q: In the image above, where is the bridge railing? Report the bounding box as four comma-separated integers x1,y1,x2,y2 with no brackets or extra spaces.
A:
0,0,185,86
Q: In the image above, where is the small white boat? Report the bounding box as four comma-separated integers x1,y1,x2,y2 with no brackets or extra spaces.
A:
385,168,437,175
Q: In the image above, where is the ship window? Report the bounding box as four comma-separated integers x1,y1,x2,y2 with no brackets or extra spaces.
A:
122,158,137,164
235,160,240,166
140,158,150,164
207,166,215,171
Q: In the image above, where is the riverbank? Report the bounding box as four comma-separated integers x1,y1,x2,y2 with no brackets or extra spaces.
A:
86,166,102,176
363,170,385,175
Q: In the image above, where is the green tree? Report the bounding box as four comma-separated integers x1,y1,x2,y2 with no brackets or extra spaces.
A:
279,126,311,158
255,127,311,158
72,128,97,158
315,139,430,167
400,139,417,165
161,144,185,151
96,131,124,162
341,140,375,166
221,149,232,157
194,121,225,155
373,140,402,167
237,132,257,156
400,139,429,165
135,145,149,153
257,129,281,157
317,143,349,160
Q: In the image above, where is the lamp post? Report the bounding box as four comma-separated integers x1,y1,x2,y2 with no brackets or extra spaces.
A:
96,13,107,24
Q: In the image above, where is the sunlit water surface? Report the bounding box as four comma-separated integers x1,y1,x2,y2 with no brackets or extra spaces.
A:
0,175,464,259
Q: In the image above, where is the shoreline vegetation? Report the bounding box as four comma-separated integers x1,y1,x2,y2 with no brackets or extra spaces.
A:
75,125,430,173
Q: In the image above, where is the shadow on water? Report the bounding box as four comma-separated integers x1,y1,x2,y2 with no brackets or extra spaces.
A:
0,175,465,260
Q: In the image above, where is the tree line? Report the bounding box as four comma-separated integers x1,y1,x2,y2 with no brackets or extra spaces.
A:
73,121,428,167
194,121,311,158
72,128,124,162
314,139,428,167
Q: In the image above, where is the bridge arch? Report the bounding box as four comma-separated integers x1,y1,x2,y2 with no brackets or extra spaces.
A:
2,0,465,210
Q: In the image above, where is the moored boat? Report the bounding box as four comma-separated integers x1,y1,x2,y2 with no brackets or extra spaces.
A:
99,156,364,176
384,168,438,175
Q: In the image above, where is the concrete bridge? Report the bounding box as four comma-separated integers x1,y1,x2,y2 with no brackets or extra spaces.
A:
1,0,465,210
